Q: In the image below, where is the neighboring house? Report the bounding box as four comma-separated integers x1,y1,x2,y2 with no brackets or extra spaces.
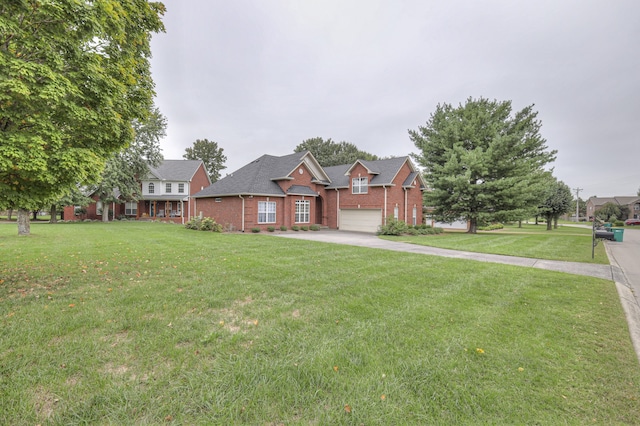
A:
64,160,210,223
193,151,426,232
586,196,640,220
139,160,211,223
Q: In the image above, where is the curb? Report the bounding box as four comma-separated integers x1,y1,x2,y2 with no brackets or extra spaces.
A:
605,242,640,364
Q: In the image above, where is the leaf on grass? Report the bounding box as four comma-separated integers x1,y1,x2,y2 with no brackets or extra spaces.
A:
333,365,339,372
344,404,351,413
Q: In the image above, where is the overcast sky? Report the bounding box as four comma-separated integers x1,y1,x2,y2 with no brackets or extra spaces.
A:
149,0,639,199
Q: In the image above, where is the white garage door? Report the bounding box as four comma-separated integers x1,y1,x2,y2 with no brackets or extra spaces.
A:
339,209,382,233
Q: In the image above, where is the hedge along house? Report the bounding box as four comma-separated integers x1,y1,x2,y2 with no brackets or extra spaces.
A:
139,160,211,223
193,151,426,233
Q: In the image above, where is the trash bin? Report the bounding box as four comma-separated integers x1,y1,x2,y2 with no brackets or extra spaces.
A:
605,226,612,232
604,222,611,228
612,228,624,242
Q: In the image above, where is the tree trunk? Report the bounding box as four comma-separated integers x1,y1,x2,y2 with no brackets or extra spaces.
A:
17,209,30,236
535,215,539,225
553,216,558,229
32,210,38,221
50,204,58,223
102,203,109,222
518,220,522,228
7,209,13,220
467,218,477,234
546,216,552,231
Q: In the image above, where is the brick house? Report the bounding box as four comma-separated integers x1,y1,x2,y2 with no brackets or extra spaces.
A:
64,160,210,223
586,196,640,221
193,151,426,232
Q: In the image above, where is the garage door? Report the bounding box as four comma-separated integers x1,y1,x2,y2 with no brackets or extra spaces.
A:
339,209,382,233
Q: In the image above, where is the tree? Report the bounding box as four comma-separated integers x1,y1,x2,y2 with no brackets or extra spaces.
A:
539,177,573,230
294,137,379,167
410,97,557,233
183,139,226,183
0,1,165,235
595,202,622,222
95,107,166,222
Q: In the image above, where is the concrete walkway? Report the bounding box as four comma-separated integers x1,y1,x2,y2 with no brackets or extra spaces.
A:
275,228,640,363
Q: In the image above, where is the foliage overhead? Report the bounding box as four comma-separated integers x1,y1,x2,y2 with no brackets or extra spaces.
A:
93,107,166,221
183,139,226,183
0,0,165,224
410,97,557,233
294,137,379,167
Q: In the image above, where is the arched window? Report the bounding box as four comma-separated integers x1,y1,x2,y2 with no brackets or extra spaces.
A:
148,183,155,194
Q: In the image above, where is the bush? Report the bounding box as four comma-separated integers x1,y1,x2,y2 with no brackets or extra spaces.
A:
185,217,223,232
251,227,261,233
310,224,320,231
292,225,299,231
267,226,275,232
280,226,287,231
614,220,624,227
378,217,409,236
301,226,309,231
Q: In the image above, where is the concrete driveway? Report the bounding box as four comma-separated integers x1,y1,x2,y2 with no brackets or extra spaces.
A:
275,228,640,363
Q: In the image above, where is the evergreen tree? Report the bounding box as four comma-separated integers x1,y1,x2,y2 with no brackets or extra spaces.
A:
410,97,556,233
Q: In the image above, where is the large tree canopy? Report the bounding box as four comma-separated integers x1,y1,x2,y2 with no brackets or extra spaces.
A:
183,139,226,183
0,0,165,234
95,107,166,222
294,137,379,167
410,97,556,233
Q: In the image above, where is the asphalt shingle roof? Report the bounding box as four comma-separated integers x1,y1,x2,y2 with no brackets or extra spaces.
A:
193,153,423,197
148,160,205,182
194,152,311,197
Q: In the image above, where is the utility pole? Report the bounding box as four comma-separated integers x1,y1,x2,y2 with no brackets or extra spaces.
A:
574,187,583,222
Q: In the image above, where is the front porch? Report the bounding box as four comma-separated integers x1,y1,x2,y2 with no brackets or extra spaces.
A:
138,198,189,224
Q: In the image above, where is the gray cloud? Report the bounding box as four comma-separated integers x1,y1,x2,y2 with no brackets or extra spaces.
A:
150,0,640,198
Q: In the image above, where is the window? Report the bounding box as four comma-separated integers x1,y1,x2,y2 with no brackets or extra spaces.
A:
166,183,172,193
352,177,368,194
394,205,399,220
258,201,276,223
148,183,154,194
125,202,137,216
178,183,185,193
295,200,310,223
412,206,417,226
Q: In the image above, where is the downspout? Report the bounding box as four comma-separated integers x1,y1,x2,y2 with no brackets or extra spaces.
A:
239,195,245,232
384,186,388,224
335,188,339,229
404,188,408,223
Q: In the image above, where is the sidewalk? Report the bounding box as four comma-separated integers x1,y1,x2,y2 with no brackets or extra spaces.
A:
275,229,640,363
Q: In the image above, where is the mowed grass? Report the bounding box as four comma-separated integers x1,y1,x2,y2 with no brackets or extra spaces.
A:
382,223,609,264
1,222,638,425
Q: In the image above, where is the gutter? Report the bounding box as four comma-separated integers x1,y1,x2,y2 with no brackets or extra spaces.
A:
239,195,245,232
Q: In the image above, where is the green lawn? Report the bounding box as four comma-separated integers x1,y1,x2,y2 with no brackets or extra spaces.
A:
1,222,638,424
383,223,609,264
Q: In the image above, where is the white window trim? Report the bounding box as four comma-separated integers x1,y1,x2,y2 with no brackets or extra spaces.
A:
125,202,137,216
166,182,172,193
352,177,368,194
258,201,276,224
178,183,185,194
148,183,155,194
295,200,310,223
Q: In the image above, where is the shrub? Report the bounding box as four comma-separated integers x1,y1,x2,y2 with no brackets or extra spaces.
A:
614,220,624,227
378,217,409,236
280,226,287,231
267,226,276,232
251,227,261,233
310,224,320,231
185,216,223,232
301,226,309,231
292,225,299,231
